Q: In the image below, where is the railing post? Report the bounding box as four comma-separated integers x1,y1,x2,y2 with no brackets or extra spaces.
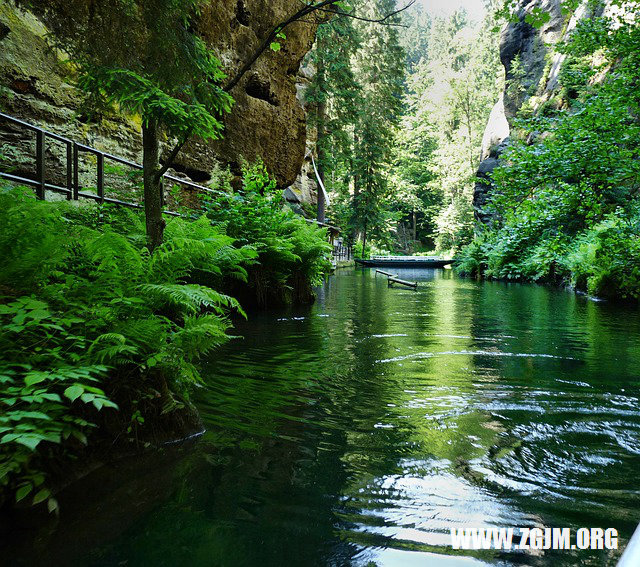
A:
97,152,104,204
35,130,45,200
73,143,79,200
65,142,72,200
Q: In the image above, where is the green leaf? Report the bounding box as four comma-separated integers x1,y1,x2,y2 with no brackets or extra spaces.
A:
15,484,33,502
47,497,59,514
64,385,84,402
11,434,43,451
80,393,95,404
270,42,281,52
72,431,88,445
24,373,47,387
32,488,51,505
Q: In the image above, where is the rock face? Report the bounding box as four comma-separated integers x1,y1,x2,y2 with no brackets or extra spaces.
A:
285,62,319,214
473,0,605,225
0,1,318,196
499,0,565,119
199,0,319,188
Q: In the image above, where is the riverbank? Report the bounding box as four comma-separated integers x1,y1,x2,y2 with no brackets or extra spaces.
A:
0,176,332,512
454,222,640,303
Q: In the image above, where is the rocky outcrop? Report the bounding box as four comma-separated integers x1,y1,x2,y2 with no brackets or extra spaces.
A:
499,0,566,119
285,63,319,215
199,0,319,188
0,1,318,196
473,0,605,225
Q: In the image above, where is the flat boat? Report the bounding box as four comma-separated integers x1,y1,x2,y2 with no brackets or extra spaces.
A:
355,256,454,268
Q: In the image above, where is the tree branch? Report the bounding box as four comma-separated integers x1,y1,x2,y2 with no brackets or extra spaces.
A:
223,0,416,93
155,134,190,181
223,0,341,93
163,0,416,174
318,0,416,26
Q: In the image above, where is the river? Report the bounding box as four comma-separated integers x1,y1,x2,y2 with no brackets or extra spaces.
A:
3,268,640,566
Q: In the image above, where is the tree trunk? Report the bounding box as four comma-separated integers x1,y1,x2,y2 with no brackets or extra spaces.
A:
316,99,327,224
142,120,166,251
412,209,417,243
351,134,360,241
362,220,368,259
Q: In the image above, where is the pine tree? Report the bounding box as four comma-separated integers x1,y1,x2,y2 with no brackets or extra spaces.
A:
399,8,502,252
351,0,406,251
306,12,361,224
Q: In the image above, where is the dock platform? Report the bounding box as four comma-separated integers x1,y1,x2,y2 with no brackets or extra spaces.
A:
356,256,453,268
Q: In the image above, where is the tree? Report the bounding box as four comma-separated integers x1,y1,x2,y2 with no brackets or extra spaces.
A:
456,1,640,299
397,7,502,252
16,0,233,249
390,89,440,251
20,0,415,249
306,7,361,224
350,0,406,252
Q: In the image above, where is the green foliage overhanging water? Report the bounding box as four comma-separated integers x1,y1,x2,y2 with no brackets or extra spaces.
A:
457,4,640,300
0,165,331,511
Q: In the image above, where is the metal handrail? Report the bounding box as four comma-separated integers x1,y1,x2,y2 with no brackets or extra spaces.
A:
332,244,353,261
0,112,345,236
370,255,447,260
0,111,216,214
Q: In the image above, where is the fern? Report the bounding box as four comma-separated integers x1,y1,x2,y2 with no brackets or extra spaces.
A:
0,185,252,509
170,314,231,360
139,283,246,318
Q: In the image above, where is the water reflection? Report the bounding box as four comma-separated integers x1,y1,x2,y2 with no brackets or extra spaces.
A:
3,268,640,566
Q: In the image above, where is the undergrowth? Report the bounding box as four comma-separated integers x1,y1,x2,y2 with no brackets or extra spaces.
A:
457,6,640,301
204,162,332,306
0,185,255,511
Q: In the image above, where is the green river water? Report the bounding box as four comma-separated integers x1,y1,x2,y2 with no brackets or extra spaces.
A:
3,268,640,566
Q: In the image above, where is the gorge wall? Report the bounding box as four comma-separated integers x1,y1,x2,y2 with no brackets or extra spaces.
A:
0,0,319,203
473,0,606,225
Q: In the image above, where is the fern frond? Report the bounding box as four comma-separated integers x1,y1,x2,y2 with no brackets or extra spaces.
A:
170,314,231,359
139,284,245,318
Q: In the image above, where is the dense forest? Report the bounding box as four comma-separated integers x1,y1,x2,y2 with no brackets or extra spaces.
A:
0,0,639,555
458,0,640,301
307,1,502,254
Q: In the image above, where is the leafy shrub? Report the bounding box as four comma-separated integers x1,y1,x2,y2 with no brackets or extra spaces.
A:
204,162,332,306
455,238,488,277
0,185,254,509
458,8,640,301
565,212,640,299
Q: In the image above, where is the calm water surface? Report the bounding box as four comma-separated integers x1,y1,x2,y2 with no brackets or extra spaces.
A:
4,268,640,566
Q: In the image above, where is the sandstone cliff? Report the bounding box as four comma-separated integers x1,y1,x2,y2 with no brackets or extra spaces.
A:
0,1,318,195
473,0,606,225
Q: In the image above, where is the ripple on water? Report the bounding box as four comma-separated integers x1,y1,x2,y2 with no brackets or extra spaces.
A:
9,270,640,566
377,350,578,363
